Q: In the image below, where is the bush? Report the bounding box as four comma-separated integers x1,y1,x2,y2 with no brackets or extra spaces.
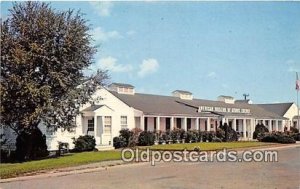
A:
291,133,300,141
253,124,269,140
16,128,49,161
119,128,133,145
170,129,185,143
73,135,96,152
113,128,142,148
138,131,155,146
128,128,142,147
290,126,299,133
113,136,127,149
218,123,238,142
261,133,296,144
185,130,199,143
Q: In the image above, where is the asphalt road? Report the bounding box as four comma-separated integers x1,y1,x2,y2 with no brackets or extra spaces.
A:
1,146,300,189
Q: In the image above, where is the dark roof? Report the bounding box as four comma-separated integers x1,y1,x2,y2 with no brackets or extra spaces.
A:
81,105,104,112
177,98,285,119
256,103,293,117
172,90,192,95
109,90,286,119
109,83,134,88
235,99,251,104
111,91,217,117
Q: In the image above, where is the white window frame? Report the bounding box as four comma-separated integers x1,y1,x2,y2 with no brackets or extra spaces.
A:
121,116,128,129
104,116,112,134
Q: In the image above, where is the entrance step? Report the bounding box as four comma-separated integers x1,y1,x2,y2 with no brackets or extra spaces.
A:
96,145,115,151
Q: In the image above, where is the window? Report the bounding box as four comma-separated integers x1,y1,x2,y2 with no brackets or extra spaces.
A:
104,116,112,134
121,116,127,129
87,118,94,132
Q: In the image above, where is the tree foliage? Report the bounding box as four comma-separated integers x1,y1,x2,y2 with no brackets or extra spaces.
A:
1,2,108,135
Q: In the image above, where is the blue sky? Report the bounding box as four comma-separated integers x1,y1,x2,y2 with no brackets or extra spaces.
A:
1,1,300,103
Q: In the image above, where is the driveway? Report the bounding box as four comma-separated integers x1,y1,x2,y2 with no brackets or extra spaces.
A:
1,146,299,189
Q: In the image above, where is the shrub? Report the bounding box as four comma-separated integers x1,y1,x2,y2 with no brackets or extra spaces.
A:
128,128,142,147
114,128,142,148
253,124,269,140
185,130,198,143
113,136,126,149
261,133,296,144
201,131,208,142
16,128,49,161
290,126,299,133
119,128,133,145
73,135,96,152
291,133,300,141
207,131,215,142
170,129,185,143
218,123,238,142
138,131,155,146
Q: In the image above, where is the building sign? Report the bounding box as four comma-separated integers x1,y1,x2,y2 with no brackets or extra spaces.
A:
198,106,250,114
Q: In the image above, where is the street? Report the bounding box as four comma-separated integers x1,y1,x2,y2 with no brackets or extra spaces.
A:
1,146,300,189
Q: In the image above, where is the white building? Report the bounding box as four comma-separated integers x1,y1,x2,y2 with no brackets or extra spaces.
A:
2,83,300,151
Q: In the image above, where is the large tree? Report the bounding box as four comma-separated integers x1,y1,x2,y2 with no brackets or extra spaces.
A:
1,2,108,159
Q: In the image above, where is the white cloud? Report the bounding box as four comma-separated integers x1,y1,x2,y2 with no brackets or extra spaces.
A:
138,59,159,77
207,71,217,78
90,27,122,42
89,2,113,17
95,56,133,73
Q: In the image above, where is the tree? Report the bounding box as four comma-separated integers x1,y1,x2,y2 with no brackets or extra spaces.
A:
218,123,238,142
1,2,108,160
253,123,269,140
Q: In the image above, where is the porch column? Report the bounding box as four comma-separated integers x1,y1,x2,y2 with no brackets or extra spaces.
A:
183,117,187,131
232,118,237,131
243,119,247,139
140,115,144,131
171,117,174,130
207,118,211,131
268,120,272,132
196,118,200,130
250,119,255,139
156,116,160,131
280,121,284,132
263,120,266,126
275,120,279,131
94,115,97,137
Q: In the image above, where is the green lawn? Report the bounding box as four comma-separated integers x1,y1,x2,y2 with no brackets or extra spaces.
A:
0,150,122,179
1,142,276,179
144,141,275,151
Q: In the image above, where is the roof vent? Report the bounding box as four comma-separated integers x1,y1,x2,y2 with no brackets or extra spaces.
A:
172,90,193,100
217,95,235,104
109,83,135,95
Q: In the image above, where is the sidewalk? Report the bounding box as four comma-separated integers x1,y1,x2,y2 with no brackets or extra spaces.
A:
1,143,300,183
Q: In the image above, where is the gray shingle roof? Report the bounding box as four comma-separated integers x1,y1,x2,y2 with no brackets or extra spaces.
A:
256,103,293,117
110,91,286,119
